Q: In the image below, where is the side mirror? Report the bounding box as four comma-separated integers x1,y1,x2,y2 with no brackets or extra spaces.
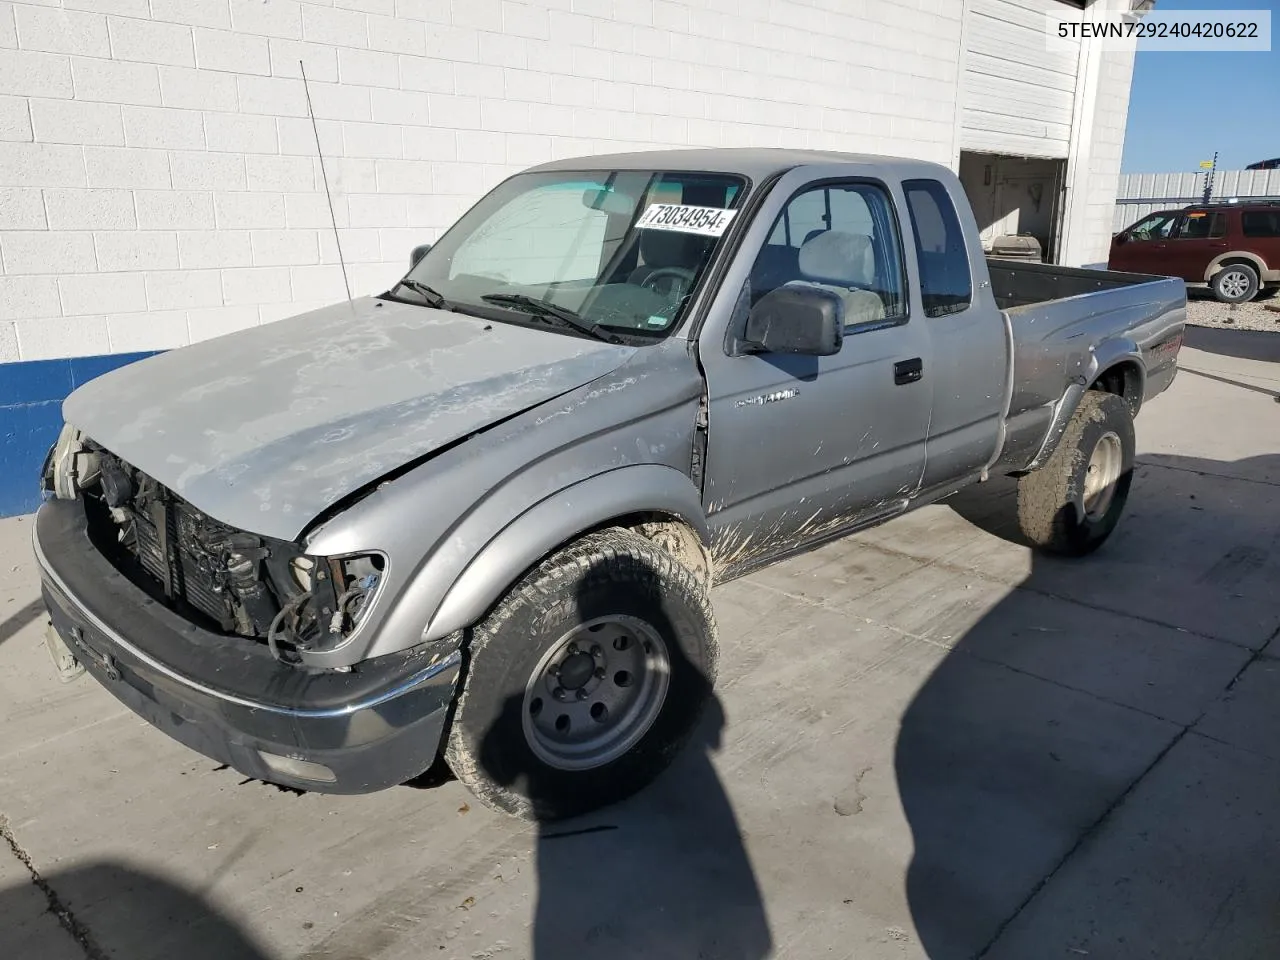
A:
410,243,431,268
1114,232,1129,245
744,285,843,356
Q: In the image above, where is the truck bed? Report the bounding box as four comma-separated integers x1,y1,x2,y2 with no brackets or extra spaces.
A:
987,259,1173,311
984,258,1186,477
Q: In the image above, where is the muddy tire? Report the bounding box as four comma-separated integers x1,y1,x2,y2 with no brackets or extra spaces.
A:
1016,390,1135,556
1211,262,1259,304
443,527,718,821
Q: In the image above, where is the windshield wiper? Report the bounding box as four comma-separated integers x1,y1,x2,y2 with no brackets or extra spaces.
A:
480,293,625,344
391,278,452,310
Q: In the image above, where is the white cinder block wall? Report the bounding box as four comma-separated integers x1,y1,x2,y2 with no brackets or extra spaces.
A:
0,0,967,362
1076,45,1136,266
0,0,1131,364
1057,0,1136,269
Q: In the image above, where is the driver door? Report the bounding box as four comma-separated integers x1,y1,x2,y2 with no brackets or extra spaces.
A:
1112,211,1180,274
697,173,934,572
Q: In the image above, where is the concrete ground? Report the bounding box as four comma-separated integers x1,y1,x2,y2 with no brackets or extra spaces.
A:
1,326,1277,960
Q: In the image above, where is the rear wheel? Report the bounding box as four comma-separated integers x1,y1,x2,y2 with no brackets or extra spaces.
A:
1211,263,1259,303
443,527,718,821
1016,391,1135,556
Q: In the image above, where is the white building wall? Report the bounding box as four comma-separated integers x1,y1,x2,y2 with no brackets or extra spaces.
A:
1072,39,1135,266
0,0,969,363
1057,0,1136,268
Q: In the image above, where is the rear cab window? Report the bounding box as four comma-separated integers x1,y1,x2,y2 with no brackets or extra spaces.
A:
902,179,972,318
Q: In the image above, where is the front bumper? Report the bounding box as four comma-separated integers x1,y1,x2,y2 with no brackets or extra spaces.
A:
33,499,462,794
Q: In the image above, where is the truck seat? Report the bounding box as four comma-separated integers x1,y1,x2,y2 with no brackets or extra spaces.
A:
791,230,886,326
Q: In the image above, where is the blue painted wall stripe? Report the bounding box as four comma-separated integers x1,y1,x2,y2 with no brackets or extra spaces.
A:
0,351,160,518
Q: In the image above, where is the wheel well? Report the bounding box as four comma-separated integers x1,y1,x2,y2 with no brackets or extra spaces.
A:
1090,361,1142,416
585,510,713,585
1213,257,1262,280
445,509,712,642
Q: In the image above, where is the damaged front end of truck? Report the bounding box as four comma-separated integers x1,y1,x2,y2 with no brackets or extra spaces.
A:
43,426,385,668
33,403,480,793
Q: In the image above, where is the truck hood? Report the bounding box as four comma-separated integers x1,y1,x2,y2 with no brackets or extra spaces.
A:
62,296,637,541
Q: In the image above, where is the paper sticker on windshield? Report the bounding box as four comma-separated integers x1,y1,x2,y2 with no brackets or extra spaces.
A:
635,204,738,237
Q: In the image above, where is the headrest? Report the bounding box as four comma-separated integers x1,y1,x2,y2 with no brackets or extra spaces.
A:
798,230,875,286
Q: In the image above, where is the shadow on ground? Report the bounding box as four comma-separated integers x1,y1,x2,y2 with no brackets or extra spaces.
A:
0,599,44,649
518,695,772,959
0,861,276,960
1183,324,1280,364
472,550,773,960
898,452,1280,959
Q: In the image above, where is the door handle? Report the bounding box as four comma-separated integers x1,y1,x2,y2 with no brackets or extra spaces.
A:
1209,242,1228,248
894,357,923,385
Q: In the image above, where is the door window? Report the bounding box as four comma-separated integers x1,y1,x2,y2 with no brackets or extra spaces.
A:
903,178,972,318
750,181,906,325
1175,211,1226,239
1126,212,1178,240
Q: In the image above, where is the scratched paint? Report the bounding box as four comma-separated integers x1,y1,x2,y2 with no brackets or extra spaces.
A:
62,296,636,540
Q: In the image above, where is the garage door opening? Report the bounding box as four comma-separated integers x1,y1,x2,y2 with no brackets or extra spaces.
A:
958,152,1067,264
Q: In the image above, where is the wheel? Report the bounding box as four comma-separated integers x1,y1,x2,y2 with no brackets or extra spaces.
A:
1015,391,1135,556
1211,262,1259,303
443,527,718,821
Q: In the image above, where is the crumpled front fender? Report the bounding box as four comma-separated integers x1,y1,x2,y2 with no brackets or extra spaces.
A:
421,463,709,646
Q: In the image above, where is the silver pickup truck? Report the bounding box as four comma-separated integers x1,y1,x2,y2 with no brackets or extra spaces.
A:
34,148,1185,821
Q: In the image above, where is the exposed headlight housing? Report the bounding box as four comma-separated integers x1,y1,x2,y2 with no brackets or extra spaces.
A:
43,422,100,501
266,551,387,661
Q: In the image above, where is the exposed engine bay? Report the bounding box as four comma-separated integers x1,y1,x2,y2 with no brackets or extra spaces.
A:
44,428,383,665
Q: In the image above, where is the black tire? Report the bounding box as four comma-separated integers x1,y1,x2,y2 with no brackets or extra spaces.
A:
1016,391,1135,556
443,527,718,821
1211,262,1260,303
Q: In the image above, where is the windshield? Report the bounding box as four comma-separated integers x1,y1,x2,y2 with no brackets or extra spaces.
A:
394,168,748,341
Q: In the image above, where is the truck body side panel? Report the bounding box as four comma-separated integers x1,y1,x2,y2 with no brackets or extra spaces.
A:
988,261,1186,474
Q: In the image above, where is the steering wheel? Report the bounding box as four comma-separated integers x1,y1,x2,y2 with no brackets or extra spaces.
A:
640,266,696,299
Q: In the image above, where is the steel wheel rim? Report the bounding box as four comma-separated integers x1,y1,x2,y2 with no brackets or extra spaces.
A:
1081,431,1123,521
521,615,671,771
1220,271,1251,299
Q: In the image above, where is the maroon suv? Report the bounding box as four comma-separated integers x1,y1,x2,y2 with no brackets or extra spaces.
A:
1109,202,1280,303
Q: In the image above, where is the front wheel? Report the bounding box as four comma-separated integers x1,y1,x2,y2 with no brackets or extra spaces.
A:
1016,391,1135,556
443,527,718,821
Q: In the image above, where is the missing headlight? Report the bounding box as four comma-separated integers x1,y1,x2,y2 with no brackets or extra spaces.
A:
266,551,386,663
331,554,384,634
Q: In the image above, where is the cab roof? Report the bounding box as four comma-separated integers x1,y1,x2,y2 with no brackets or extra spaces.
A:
1184,200,1280,211
525,147,955,183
